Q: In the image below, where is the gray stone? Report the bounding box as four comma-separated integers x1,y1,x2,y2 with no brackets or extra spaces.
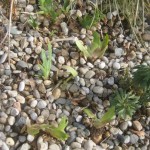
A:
16,61,28,68
108,77,114,85
79,67,89,75
120,121,128,131
58,56,65,64
0,53,7,64
11,108,19,116
113,62,121,70
60,22,68,35
0,141,9,150
18,143,31,150
115,48,124,57
124,135,130,144
25,5,34,12
69,84,79,93
84,140,96,150
37,100,47,109
19,136,26,143
93,86,104,94
85,70,95,79
7,90,18,97
30,112,38,120
0,132,6,141
130,134,139,144
19,81,25,92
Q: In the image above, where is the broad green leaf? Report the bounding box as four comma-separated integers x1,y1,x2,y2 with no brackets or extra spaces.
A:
75,40,90,57
46,127,69,141
83,108,96,119
63,65,78,77
93,107,115,129
58,116,68,131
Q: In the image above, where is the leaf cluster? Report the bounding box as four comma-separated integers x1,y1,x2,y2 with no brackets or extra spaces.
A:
28,16,40,30
27,117,69,141
83,107,115,129
75,32,109,58
39,42,52,80
110,89,140,120
38,0,59,22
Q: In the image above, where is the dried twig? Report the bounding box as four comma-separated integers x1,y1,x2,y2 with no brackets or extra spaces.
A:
51,37,77,43
8,0,14,65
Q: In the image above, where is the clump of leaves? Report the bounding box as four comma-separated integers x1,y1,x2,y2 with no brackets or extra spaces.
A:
39,42,52,79
27,117,69,141
110,89,140,120
79,9,104,29
133,65,150,90
28,16,40,30
83,107,115,129
38,0,59,22
62,0,76,13
76,32,109,58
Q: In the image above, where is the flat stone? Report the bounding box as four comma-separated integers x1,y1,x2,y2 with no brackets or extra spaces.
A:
84,140,96,150
16,61,28,68
133,120,142,131
85,70,95,79
37,100,47,109
93,86,104,94
130,134,139,144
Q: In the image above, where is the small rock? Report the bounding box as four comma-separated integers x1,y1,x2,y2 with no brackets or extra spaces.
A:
107,12,113,19
38,83,46,94
25,5,34,12
0,141,9,150
133,120,142,131
124,135,130,144
120,121,128,131
85,70,95,79
60,22,68,35
37,100,47,109
110,127,119,135
18,143,31,150
76,115,83,122
19,81,25,91
115,48,124,57
16,61,28,68
69,84,79,93
99,61,106,69
130,134,139,144
93,86,104,94
49,144,60,150
71,142,81,149
58,56,65,64
11,108,19,116
127,51,136,60
52,88,61,100
113,62,121,70
8,116,15,126
0,53,7,64
84,140,96,150
6,137,15,146
30,100,37,108
108,77,114,85
30,112,38,120
142,33,150,41
8,90,18,97
27,134,34,142
16,95,25,104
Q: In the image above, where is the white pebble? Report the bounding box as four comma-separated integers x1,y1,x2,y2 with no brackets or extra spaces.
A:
76,115,83,122
19,81,25,92
27,134,34,142
58,56,65,64
113,62,121,70
6,137,15,146
99,61,106,69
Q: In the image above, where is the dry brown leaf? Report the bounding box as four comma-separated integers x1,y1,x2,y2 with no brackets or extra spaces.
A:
130,129,145,137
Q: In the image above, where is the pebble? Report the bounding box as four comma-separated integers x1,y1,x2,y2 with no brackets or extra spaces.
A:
124,135,130,144
37,100,47,109
8,116,15,125
93,86,104,94
142,33,150,41
19,81,25,91
6,137,15,146
58,56,65,64
107,77,114,85
0,53,7,64
16,95,25,104
76,115,83,122
84,140,96,150
99,61,106,69
30,112,38,120
133,120,143,131
19,136,26,143
0,141,9,150
7,90,18,97
120,121,128,131
110,127,119,135
52,88,61,100
76,137,84,143
16,60,28,68
113,62,121,70
30,100,37,108
71,142,81,149
49,144,60,150
11,108,19,116
130,134,139,144
69,84,79,93
85,70,95,79
107,12,113,19
115,48,124,57
60,22,68,35
80,58,86,64
25,5,34,12
27,134,34,142
18,143,31,150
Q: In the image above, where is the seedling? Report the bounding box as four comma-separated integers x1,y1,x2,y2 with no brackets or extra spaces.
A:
38,0,59,22
28,16,40,30
62,0,76,13
75,32,109,58
27,117,69,141
110,89,140,120
79,9,104,29
39,42,52,79
83,107,115,129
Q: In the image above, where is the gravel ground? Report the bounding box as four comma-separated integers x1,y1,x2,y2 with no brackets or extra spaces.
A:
0,0,150,150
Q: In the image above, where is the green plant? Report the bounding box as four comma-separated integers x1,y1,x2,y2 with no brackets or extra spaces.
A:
133,65,150,90
62,0,76,13
38,0,59,22
79,8,104,29
39,42,52,79
28,16,40,30
27,116,69,141
75,32,109,58
110,89,140,120
83,107,115,129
